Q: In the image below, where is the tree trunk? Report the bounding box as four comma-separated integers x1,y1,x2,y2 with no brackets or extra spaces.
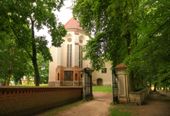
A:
32,56,40,86
31,19,40,86
153,83,157,92
149,81,152,91
6,67,12,86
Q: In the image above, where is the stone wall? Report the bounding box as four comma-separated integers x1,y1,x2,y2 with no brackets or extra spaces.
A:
0,86,83,115
129,88,149,105
92,62,112,86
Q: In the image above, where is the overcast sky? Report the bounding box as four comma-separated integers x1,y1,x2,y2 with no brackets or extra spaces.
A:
55,0,73,24
35,0,73,47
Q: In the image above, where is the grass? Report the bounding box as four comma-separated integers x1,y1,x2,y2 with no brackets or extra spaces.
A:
109,105,132,116
110,108,131,116
11,84,48,87
93,85,112,93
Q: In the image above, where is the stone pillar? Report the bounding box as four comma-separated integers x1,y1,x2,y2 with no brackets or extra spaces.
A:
115,64,129,103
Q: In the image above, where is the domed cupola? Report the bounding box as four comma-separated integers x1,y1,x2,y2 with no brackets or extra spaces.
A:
64,18,83,34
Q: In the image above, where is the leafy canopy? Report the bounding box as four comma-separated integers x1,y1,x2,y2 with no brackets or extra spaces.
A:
73,0,170,89
0,0,67,86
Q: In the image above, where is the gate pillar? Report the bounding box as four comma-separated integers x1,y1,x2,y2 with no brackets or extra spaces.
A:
115,64,129,103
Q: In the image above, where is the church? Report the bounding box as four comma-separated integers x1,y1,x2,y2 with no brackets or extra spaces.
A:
48,18,112,86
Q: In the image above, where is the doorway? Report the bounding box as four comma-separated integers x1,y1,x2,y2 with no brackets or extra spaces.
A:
97,78,103,86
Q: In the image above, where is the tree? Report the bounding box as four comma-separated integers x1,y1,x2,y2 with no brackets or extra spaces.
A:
125,0,170,90
73,0,170,91
73,0,140,98
73,0,139,70
1,0,66,86
0,37,30,85
38,54,49,84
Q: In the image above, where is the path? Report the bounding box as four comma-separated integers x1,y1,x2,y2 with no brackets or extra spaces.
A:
38,91,170,116
57,92,112,116
38,92,112,116
116,91,170,116
133,91,170,116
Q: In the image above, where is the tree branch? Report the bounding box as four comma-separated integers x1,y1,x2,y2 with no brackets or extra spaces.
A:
149,17,170,38
9,24,33,59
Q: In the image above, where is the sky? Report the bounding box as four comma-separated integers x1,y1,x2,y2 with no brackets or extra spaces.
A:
55,0,73,24
35,0,73,47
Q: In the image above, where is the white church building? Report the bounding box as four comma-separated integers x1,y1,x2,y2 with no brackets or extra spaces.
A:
48,18,112,86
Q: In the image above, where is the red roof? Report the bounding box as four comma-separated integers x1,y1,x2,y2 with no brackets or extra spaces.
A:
64,18,82,30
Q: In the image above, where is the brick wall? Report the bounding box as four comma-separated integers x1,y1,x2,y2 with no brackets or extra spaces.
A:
0,86,83,115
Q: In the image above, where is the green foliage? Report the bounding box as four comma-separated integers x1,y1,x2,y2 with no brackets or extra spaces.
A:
109,108,131,116
0,37,30,85
0,0,66,86
37,54,49,84
125,0,170,89
73,0,170,89
73,0,139,70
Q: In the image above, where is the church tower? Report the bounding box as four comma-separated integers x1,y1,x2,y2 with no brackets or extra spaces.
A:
48,18,90,86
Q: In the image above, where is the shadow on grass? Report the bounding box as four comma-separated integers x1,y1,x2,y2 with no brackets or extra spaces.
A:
109,105,132,116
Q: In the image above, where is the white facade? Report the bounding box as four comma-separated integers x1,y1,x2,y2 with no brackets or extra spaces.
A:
48,18,112,86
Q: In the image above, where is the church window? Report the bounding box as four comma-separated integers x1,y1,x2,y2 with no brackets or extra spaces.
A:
101,68,107,73
79,46,83,68
67,44,72,68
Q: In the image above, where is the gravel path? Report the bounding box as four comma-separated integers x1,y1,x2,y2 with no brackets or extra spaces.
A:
56,92,112,116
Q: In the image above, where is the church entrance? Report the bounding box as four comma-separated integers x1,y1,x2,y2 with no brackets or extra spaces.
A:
63,71,73,86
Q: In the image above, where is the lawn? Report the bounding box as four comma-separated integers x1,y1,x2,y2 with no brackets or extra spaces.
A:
109,105,132,116
109,108,131,116
12,84,48,87
93,85,112,93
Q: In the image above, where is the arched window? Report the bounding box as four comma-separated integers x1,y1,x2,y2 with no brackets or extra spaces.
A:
67,44,72,67
79,46,83,68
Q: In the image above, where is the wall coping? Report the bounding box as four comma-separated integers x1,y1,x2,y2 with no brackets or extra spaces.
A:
0,86,83,89
0,86,83,98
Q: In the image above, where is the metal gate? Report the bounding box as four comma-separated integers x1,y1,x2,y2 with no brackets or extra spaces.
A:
83,67,93,100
